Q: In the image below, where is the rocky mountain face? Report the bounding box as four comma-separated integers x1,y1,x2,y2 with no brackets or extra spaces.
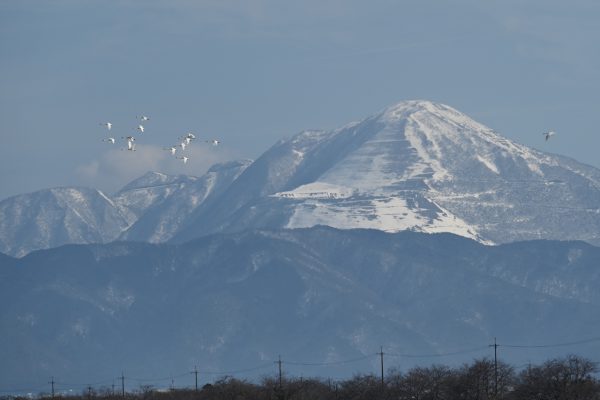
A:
1,227,599,389
2,100,599,256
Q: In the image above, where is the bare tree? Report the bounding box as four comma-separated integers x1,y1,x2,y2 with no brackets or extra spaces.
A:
512,355,599,400
446,358,515,400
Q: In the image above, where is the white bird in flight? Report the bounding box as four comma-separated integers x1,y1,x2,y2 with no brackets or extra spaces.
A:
121,136,136,151
164,146,177,155
180,141,187,151
177,156,189,164
102,137,116,144
137,125,145,133
137,115,150,121
543,131,556,141
100,122,112,130
206,139,220,146
180,133,195,144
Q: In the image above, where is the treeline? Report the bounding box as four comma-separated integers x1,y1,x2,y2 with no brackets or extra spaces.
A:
9,355,600,400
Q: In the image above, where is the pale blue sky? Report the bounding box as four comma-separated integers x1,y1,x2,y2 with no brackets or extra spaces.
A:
1,0,599,199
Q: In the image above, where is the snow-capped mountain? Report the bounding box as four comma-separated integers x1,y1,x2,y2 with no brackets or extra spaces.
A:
120,160,251,243
2,100,599,256
0,162,250,256
0,187,132,258
112,171,198,219
0,174,194,257
2,227,600,388
174,100,600,245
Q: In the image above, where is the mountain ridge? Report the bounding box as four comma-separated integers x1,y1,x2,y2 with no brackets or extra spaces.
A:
2,227,600,386
1,100,599,256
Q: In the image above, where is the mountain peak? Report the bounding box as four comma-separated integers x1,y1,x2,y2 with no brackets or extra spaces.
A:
207,159,253,173
378,100,486,131
117,171,196,194
174,99,600,246
382,99,441,113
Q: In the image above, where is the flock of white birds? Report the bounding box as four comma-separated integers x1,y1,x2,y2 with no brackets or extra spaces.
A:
99,115,220,165
99,114,556,169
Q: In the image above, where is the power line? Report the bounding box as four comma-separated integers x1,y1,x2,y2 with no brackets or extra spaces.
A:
0,384,48,394
195,362,275,375
127,371,189,383
284,354,376,366
54,378,115,388
500,336,600,349
386,345,490,359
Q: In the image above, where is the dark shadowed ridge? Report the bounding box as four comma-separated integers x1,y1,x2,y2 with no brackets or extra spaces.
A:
2,227,600,388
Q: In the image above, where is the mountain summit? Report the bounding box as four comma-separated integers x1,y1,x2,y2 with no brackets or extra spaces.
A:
174,100,600,245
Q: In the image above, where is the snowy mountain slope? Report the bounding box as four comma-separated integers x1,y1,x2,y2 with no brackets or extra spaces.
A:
112,171,198,219
2,227,600,387
0,162,254,256
0,171,209,256
174,100,600,245
0,187,132,257
120,160,251,243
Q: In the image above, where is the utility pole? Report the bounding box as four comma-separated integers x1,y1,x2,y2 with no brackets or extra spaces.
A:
277,355,283,390
191,365,199,392
274,355,284,400
111,381,115,397
48,376,55,399
120,372,125,398
489,338,498,399
87,386,93,400
379,346,385,391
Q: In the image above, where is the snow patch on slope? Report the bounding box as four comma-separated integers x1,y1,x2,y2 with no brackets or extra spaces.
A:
476,155,499,174
273,182,355,199
283,194,484,242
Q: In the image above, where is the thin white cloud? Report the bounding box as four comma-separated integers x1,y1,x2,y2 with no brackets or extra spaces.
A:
76,142,237,195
